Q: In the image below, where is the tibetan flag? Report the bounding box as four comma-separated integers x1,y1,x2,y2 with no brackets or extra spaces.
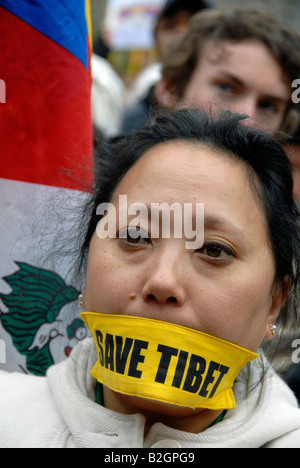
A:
0,1,93,375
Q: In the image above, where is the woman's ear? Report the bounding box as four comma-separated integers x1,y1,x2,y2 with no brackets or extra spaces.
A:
155,78,180,109
265,275,291,341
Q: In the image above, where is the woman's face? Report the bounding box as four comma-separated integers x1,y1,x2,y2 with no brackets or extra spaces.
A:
84,142,283,353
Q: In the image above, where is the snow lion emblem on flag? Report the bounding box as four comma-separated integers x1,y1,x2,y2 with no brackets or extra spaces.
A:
0,263,87,376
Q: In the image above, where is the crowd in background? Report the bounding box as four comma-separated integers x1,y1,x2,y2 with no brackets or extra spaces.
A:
92,0,300,204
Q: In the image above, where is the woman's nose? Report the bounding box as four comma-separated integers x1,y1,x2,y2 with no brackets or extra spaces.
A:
141,250,186,306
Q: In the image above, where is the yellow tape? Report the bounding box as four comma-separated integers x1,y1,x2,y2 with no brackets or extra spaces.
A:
81,312,259,410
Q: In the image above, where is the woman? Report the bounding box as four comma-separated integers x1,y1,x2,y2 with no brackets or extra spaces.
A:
0,109,300,448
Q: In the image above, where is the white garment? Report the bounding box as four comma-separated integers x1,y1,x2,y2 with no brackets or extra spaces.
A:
0,338,300,448
125,63,162,107
91,54,125,137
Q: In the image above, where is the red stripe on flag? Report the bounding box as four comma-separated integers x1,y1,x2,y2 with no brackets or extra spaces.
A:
0,8,93,191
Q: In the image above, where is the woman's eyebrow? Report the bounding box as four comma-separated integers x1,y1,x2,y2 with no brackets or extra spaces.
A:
118,202,246,242
203,214,246,241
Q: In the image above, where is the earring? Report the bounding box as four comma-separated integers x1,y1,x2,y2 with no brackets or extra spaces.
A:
269,324,277,337
78,294,84,309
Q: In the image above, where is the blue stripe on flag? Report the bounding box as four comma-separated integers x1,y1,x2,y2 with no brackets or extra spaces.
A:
0,0,89,69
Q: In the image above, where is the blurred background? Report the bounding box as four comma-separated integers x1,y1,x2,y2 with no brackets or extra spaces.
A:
90,0,300,86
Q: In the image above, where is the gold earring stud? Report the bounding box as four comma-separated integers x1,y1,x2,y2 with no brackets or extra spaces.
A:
78,294,84,309
269,324,277,337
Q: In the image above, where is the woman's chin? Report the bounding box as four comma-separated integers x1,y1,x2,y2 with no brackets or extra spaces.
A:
109,389,203,419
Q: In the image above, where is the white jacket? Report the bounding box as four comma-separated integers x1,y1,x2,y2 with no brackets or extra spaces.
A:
0,338,300,448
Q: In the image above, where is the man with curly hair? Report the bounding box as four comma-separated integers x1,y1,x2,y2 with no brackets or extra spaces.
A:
156,7,300,135
124,7,300,135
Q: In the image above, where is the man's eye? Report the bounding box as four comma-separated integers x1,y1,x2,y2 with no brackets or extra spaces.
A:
217,83,235,96
118,227,151,245
259,101,278,114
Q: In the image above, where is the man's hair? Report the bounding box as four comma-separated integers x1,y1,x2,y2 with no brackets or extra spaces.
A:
161,7,300,134
157,0,213,21
154,0,214,41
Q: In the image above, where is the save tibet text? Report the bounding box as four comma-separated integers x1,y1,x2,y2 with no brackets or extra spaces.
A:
95,329,230,398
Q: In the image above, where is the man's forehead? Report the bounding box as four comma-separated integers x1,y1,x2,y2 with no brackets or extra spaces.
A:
202,38,272,62
199,39,290,100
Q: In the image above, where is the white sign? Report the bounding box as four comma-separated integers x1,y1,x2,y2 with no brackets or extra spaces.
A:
105,0,165,50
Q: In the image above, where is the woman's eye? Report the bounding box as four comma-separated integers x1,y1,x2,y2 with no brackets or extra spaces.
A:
205,246,227,258
197,243,235,260
118,227,151,245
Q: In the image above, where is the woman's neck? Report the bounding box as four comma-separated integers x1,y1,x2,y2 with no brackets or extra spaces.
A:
102,386,224,435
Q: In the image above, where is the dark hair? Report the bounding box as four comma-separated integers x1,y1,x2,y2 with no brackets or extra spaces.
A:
81,109,300,368
157,0,213,21
161,6,300,134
